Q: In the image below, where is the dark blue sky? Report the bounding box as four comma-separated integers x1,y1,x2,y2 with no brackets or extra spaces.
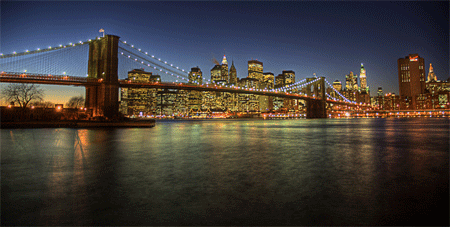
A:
1,1,448,102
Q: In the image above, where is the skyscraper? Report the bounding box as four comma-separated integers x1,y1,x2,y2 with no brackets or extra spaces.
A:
229,61,237,85
211,64,221,83
398,54,425,109
188,67,202,85
282,70,295,85
275,74,285,88
345,71,358,91
360,63,368,93
248,60,263,83
427,63,437,82
263,72,274,89
333,80,342,91
221,55,229,82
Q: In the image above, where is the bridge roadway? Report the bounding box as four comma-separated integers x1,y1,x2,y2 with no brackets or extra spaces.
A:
0,72,365,107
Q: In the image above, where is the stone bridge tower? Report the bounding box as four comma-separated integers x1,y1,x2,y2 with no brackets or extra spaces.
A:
305,77,326,118
85,35,120,118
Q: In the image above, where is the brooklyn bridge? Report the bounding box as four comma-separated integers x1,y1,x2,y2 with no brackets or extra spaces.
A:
0,35,371,119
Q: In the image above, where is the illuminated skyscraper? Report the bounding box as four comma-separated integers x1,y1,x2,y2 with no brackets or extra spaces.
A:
263,72,274,89
360,63,368,93
427,63,437,82
221,55,229,82
248,60,263,83
229,61,237,85
398,54,425,109
345,71,358,91
120,69,156,116
333,80,342,91
188,67,202,85
282,70,295,85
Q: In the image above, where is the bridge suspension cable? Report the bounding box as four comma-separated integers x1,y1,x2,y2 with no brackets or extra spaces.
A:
118,41,193,81
324,78,354,104
0,38,97,77
118,46,190,82
119,40,219,84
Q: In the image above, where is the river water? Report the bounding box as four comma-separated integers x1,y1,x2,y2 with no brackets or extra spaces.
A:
1,118,448,225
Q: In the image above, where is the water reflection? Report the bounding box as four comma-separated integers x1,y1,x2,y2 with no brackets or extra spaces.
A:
1,118,448,226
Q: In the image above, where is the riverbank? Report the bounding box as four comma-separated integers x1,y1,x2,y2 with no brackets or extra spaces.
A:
0,119,155,129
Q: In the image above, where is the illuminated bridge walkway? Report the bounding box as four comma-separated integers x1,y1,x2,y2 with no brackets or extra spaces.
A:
0,34,371,118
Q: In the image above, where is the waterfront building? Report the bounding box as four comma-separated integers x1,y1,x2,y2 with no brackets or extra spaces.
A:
238,78,260,113
383,93,400,110
120,69,154,116
273,74,285,110
188,67,203,85
261,72,275,111
248,60,263,83
420,65,450,109
397,54,425,109
187,67,203,112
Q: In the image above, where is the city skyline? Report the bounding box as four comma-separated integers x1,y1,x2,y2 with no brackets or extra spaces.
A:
1,1,448,104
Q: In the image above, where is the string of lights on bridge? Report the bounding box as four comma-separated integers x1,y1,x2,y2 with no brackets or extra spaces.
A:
0,37,107,58
324,78,354,104
1,36,363,106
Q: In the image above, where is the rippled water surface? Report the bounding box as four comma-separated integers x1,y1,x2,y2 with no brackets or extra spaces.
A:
2,118,449,225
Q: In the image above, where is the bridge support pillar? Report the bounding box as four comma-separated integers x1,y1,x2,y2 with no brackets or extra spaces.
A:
85,35,120,118
306,99,326,118
305,77,327,118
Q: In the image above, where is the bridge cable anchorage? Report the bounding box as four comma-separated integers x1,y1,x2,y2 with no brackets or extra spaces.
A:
118,47,189,82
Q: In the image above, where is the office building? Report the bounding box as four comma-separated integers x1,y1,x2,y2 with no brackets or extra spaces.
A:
211,64,222,83
282,70,295,85
188,67,203,85
263,72,274,89
398,54,425,109
248,60,263,83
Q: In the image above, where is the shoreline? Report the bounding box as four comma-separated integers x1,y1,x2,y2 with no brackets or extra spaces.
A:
0,119,156,129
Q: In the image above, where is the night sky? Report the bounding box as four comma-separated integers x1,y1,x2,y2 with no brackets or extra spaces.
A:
1,1,448,103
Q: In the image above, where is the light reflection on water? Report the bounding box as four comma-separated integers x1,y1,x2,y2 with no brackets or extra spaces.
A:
1,118,448,225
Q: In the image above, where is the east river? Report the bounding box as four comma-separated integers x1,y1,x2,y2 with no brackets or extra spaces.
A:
1,118,448,225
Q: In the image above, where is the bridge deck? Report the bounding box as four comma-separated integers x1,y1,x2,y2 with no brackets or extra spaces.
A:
0,72,364,107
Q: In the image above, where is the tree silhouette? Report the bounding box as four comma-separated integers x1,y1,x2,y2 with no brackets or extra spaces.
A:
67,96,85,108
1,83,44,109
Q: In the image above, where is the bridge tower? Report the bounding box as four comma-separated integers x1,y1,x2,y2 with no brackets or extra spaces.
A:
305,77,327,118
85,35,120,118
